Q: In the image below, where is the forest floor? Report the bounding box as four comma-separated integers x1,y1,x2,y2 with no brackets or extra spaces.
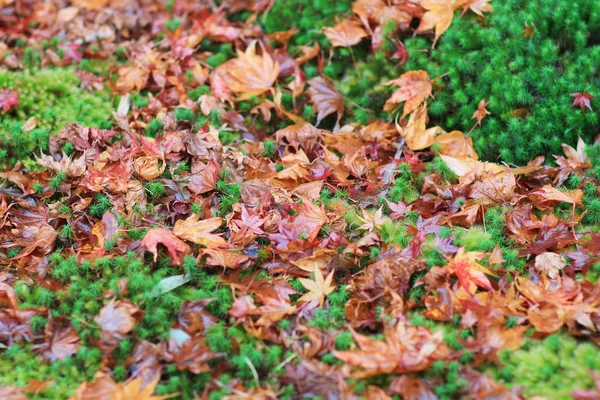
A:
1,0,600,399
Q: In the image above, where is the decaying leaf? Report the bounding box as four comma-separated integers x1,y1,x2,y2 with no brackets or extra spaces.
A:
384,70,433,117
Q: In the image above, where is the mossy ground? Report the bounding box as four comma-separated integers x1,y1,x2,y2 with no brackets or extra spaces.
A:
1,1,600,399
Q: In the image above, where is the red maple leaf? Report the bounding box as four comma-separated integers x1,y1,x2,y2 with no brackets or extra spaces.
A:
0,88,19,112
570,91,595,113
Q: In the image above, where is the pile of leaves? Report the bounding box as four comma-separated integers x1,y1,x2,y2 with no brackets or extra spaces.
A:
1,0,600,399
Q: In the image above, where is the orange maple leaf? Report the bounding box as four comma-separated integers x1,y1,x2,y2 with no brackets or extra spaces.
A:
416,0,457,47
173,215,226,248
323,19,368,48
214,41,279,100
384,70,433,117
444,247,494,295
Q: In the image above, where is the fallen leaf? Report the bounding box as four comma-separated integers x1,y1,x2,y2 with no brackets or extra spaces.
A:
323,19,368,48
297,268,335,307
141,227,191,265
384,70,433,117
416,0,456,47
214,41,279,100
173,215,226,248
571,91,595,113
0,87,19,112
534,252,567,279
307,77,344,128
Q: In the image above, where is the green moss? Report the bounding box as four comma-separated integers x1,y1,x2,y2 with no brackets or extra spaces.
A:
491,334,600,399
404,0,600,163
0,66,113,165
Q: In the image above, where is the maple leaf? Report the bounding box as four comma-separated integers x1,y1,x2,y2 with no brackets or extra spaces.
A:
0,87,19,112
141,227,191,265
444,247,494,295
114,63,150,93
384,70,433,117
389,39,409,66
356,207,387,232
398,102,440,150
42,316,80,361
297,268,335,307
529,185,583,209
416,0,457,47
333,321,449,378
173,215,226,248
233,205,266,234
522,22,535,39
571,91,595,113
534,252,566,279
323,19,368,48
202,249,250,269
306,77,344,128
471,98,491,127
76,70,104,92
162,336,220,374
95,299,142,336
460,0,493,17
214,41,279,100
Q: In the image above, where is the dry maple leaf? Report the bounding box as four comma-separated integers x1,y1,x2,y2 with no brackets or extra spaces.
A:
534,252,566,279
323,19,368,48
306,77,344,128
571,91,595,113
398,102,440,150
70,372,171,400
36,152,87,178
141,227,191,265
95,299,142,337
471,98,491,127
333,321,449,378
297,268,335,307
214,41,279,100
529,185,583,209
416,0,457,47
444,248,494,295
522,22,535,39
202,249,250,269
439,155,506,178
384,70,433,117
0,87,19,112
356,207,387,232
460,0,493,17
173,215,226,248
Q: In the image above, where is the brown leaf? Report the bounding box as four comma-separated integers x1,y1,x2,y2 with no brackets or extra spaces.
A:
95,299,142,336
133,156,166,181
529,185,583,209
173,215,226,248
323,19,368,48
333,321,449,378
416,0,456,47
202,248,250,269
307,77,344,128
534,252,567,279
384,70,433,117
214,41,279,100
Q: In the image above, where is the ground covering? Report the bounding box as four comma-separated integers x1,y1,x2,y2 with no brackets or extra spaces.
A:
0,0,600,399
